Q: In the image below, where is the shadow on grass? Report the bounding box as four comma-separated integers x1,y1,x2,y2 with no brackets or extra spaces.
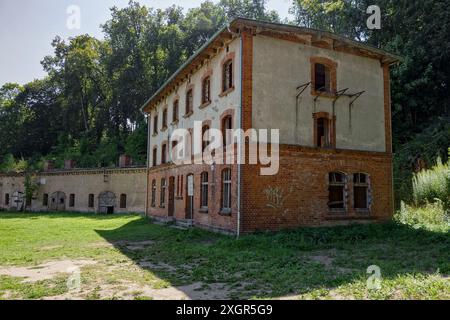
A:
96,218,450,299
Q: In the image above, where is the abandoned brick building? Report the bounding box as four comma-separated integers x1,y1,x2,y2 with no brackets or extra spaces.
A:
0,18,400,235
141,18,400,234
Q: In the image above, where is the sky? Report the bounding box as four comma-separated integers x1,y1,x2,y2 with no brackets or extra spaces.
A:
0,0,292,87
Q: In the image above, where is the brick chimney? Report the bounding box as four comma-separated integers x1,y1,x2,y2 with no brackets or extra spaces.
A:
64,159,76,170
43,160,54,172
119,154,132,167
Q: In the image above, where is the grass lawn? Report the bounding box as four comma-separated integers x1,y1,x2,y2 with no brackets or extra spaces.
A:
0,212,448,300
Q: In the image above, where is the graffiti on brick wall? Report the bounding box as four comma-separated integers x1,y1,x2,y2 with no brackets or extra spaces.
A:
263,186,294,210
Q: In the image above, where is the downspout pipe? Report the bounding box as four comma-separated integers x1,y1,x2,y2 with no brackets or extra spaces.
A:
142,111,150,218
236,31,243,239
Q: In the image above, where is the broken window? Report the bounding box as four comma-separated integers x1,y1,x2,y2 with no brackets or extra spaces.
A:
328,172,346,210
354,173,369,210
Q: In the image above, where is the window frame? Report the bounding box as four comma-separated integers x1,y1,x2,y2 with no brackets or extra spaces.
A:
353,173,370,211
185,88,194,116
201,76,211,106
310,57,337,97
328,172,347,212
151,180,156,207
172,99,179,123
160,178,166,208
200,172,209,211
221,168,232,214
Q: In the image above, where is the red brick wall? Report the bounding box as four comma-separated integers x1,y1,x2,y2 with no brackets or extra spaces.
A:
240,145,394,233
146,163,238,233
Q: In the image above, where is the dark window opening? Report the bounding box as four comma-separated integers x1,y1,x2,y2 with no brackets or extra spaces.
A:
222,116,232,148
162,109,168,129
5,193,9,206
354,173,369,210
160,178,166,207
161,143,167,164
200,172,208,209
202,125,210,153
315,63,331,93
328,172,346,210
316,117,329,148
43,194,49,206
151,180,156,207
202,77,211,104
221,168,232,212
186,89,193,115
69,194,75,207
222,60,233,92
120,194,127,209
152,147,157,167
173,100,179,122
153,115,158,135
88,194,94,208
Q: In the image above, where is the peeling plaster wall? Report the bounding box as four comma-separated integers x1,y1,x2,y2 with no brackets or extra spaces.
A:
252,35,386,152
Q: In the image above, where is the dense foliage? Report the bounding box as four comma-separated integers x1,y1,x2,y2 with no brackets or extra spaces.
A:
1,0,449,205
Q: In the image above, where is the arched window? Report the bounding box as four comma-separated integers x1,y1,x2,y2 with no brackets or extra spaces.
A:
202,76,211,105
221,168,232,213
354,173,370,210
151,180,156,207
328,172,346,210
120,194,127,209
222,59,233,92
200,172,209,210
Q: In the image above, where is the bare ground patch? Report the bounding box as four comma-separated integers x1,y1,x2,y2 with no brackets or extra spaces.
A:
0,260,97,283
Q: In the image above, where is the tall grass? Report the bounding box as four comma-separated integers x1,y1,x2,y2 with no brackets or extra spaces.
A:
395,201,449,232
412,158,450,207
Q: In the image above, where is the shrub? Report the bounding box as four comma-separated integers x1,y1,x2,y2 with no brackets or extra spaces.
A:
412,158,450,207
395,201,449,231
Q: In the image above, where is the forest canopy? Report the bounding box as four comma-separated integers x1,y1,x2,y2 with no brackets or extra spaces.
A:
1,0,449,203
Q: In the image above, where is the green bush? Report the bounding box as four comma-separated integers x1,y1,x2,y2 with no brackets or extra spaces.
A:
395,201,449,231
412,158,450,207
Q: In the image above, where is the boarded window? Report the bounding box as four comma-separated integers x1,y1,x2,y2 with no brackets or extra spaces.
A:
151,180,156,207
354,173,369,210
314,63,331,92
200,172,208,209
186,89,193,115
43,194,49,206
202,77,211,104
120,194,127,209
222,168,232,212
88,194,94,208
328,172,346,210
69,194,75,207
222,60,233,92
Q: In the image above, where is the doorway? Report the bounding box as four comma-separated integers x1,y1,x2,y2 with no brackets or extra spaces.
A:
98,191,116,214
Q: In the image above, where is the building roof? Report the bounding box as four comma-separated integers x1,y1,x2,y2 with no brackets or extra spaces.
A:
141,17,402,113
